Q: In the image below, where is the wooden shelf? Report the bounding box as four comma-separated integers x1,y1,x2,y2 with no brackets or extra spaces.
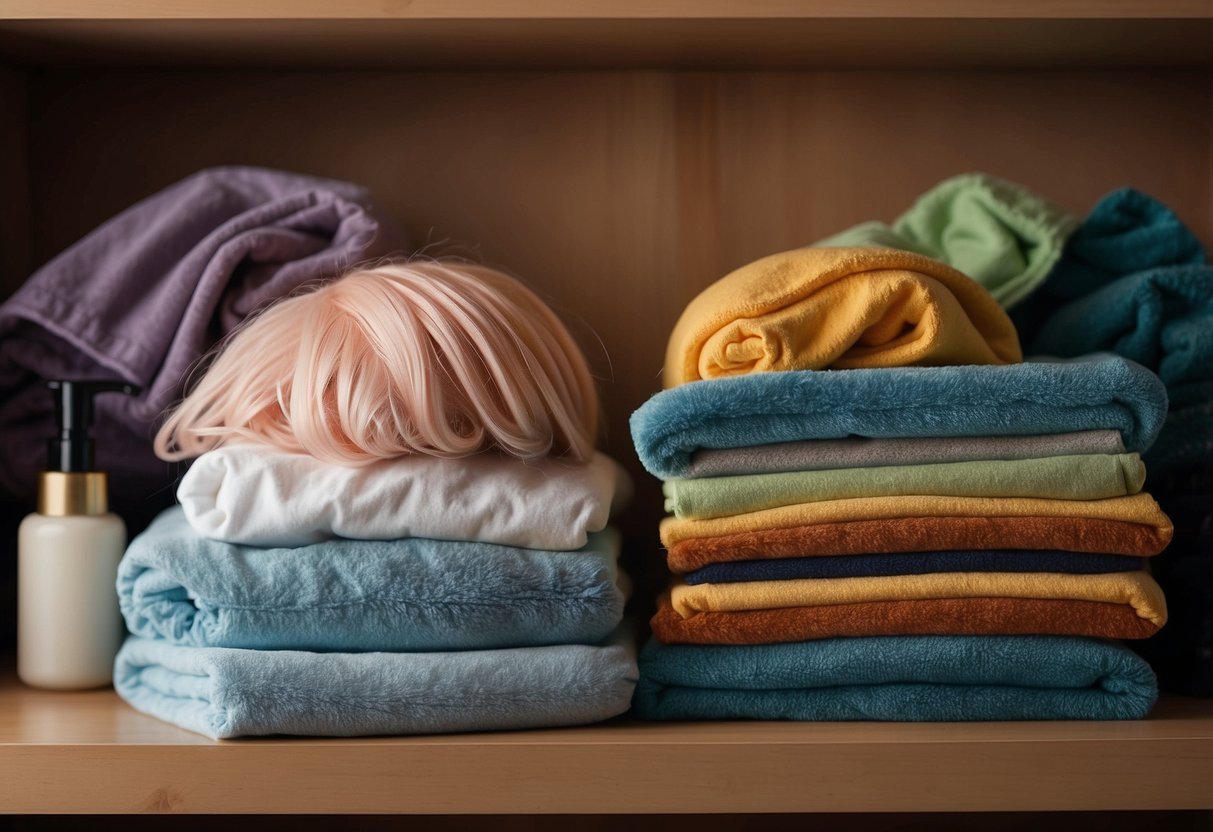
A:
2,667,1212,814
0,2,1210,69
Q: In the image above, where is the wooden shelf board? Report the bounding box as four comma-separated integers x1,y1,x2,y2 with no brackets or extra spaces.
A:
0,17,1210,69
3,1,1212,21
2,670,1212,814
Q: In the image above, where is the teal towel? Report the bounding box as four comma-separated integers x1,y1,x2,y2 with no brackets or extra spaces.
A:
1014,188,1206,335
630,355,1168,480
1030,266,1213,390
119,508,624,652
815,173,1078,308
115,633,638,739
632,635,1157,722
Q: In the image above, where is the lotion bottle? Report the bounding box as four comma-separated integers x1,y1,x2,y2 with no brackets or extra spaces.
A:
18,380,136,690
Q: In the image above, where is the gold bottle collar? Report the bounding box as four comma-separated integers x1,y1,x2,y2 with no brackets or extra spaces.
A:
38,472,109,516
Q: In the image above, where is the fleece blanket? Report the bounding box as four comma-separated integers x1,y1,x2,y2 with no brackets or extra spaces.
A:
651,594,1161,643
663,453,1144,520
0,166,404,513
631,635,1158,721
667,514,1171,573
660,492,1172,548
178,444,631,550
119,508,625,652
632,355,1168,479
815,173,1078,308
682,550,1144,584
115,634,638,739
663,246,1021,387
666,570,1167,628
684,429,1124,478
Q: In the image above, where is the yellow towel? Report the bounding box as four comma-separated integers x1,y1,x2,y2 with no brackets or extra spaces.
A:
669,570,1167,626
659,492,1171,547
664,247,1023,387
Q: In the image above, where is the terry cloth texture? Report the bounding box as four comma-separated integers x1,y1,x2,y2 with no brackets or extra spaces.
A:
815,173,1078,309
651,594,1161,643
666,514,1171,573
631,634,1158,721
0,166,405,513
684,429,1125,478
119,508,625,652
115,634,638,739
1030,265,1213,390
663,246,1021,387
663,453,1144,520
682,550,1145,584
666,571,1167,628
631,355,1168,479
178,444,631,550
659,492,1172,548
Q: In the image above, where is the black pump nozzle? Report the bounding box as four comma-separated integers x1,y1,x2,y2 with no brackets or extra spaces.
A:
47,380,139,473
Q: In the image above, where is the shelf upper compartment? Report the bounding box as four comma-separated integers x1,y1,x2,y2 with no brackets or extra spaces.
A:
2,667,1212,814
0,2,1210,69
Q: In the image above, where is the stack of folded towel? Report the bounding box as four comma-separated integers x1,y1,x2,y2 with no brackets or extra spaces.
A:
630,245,1169,721
113,444,639,739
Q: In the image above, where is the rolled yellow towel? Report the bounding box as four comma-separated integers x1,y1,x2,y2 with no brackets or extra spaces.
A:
664,247,1023,387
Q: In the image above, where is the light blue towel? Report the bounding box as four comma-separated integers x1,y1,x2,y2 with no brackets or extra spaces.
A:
632,635,1157,722
115,634,638,739
119,508,624,652
631,355,1167,479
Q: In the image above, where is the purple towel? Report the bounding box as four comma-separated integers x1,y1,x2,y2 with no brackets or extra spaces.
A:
0,166,406,514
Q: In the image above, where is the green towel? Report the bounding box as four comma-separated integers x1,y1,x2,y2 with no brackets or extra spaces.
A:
815,173,1078,309
663,453,1145,521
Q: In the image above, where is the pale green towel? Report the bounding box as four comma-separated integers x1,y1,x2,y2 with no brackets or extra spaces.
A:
663,453,1145,521
815,173,1078,309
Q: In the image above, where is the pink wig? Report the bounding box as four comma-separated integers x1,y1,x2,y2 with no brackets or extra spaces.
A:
154,261,600,464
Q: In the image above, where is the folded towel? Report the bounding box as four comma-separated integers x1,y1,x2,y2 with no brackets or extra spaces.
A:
668,514,1171,573
684,429,1124,479
660,492,1172,548
651,595,1161,643
668,571,1167,628
663,247,1021,388
632,635,1158,721
178,444,631,550
0,166,405,513
120,508,625,652
664,453,1144,521
1030,265,1213,389
815,173,1078,308
683,550,1144,584
632,356,1167,479
115,633,638,739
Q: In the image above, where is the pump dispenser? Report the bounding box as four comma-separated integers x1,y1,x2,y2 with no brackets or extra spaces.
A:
18,380,137,690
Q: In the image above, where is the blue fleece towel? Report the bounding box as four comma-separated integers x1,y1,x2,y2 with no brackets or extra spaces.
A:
631,355,1167,479
1030,265,1213,389
682,550,1144,584
119,508,624,652
632,635,1157,722
115,633,638,739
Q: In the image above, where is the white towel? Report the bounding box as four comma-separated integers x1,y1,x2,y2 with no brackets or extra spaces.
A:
177,444,632,550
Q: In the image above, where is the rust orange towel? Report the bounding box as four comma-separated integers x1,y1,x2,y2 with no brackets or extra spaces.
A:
666,514,1172,572
664,247,1022,387
651,595,1162,644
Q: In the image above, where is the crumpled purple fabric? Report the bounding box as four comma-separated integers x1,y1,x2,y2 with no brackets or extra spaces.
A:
0,166,407,517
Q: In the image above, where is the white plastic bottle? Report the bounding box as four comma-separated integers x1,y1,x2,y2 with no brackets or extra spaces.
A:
17,380,134,690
